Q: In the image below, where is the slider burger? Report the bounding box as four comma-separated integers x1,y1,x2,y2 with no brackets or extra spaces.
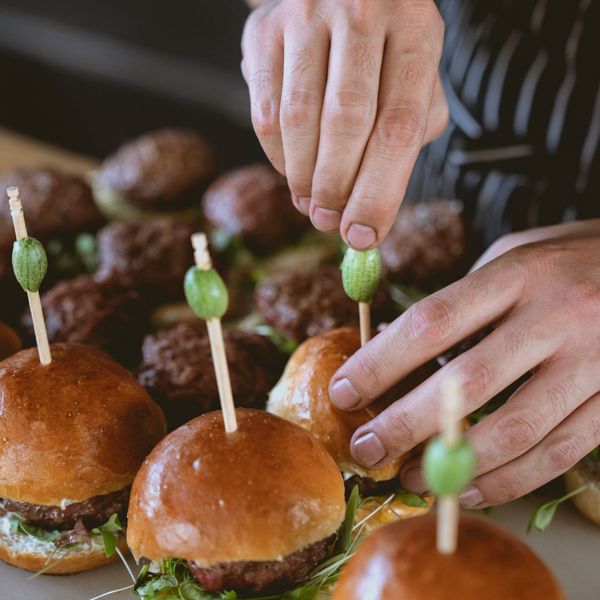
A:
127,408,345,595
333,514,565,600
0,343,166,574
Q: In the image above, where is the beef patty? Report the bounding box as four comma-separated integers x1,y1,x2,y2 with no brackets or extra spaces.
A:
0,487,130,531
188,534,336,594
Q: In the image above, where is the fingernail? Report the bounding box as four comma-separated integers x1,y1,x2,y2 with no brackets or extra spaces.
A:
347,223,377,249
297,196,310,215
352,432,386,467
400,464,427,494
311,207,341,232
459,486,485,509
330,378,361,410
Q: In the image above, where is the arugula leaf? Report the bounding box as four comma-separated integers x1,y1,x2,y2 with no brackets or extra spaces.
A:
394,489,428,508
528,484,590,533
91,513,123,557
8,515,60,542
335,485,360,554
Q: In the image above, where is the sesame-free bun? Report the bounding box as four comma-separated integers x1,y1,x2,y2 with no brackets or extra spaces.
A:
268,328,403,481
0,534,128,575
333,514,565,600
0,343,166,506
127,408,345,567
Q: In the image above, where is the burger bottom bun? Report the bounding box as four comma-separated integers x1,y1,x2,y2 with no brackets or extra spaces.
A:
333,514,565,600
0,534,128,575
564,457,600,526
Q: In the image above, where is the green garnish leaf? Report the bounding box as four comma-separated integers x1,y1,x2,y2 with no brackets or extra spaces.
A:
12,237,48,292
335,485,360,554
394,489,428,508
8,514,60,542
91,513,123,557
528,484,590,533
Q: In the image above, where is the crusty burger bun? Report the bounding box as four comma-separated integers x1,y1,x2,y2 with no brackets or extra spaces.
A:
127,408,345,567
268,328,402,482
0,321,21,361
334,514,565,600
0,343,166,574
565,454,600,526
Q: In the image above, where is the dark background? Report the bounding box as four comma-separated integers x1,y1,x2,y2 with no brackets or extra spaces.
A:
0,0,263,167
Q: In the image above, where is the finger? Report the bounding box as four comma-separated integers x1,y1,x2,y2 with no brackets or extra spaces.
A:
349,312,558,470
423,75,449,145
340,14,443,249
309,23,384,232
467,356,595,478
330,253,527,410
242,10,286,174
279,24,329,201
459,391,600,508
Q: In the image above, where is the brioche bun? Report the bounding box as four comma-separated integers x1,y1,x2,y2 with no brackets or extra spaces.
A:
0,534,128,575
127,408,345,567
268,328,404,481
333,514,565,600
0,343,166,505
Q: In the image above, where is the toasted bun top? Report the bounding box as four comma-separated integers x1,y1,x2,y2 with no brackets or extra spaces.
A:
127,408,345,566
0,344,166,505
268,328,403,481
333,514,565,600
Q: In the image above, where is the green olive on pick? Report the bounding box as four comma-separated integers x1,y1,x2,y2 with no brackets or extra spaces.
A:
423,437,476,496
12,237,48,293
341,247,381,303
184,266,229,320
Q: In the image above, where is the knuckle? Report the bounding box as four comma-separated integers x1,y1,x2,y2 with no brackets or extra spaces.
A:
547,434,586,473
492,470,524,503
280,89,321,130
354,350,383,392
386,408,415,448
406,296,454,344
324,89,375,135
496,410,544,454
346,0,375,32
374,104,427,150
251,100,280,138
546,382,573,422
451,358,494,401
566,280,600,315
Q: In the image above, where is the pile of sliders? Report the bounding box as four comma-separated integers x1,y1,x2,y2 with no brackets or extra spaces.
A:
1,129,594,598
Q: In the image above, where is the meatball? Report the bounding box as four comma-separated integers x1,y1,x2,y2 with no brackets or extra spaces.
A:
0,487,130,531
96,128,216,210
380,199,467,287
21,275,149,365
255,265,395,342
202,164,309,253
138,323,286,429
95,218,194,302
188,534,335,594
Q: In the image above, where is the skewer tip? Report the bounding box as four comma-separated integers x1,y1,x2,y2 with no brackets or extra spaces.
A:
6,186,19,198
191,233,212,270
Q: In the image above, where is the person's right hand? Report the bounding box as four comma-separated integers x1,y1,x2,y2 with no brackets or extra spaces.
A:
241,0,448,250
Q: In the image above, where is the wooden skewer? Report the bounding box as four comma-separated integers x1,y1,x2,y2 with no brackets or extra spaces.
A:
191,233,237,433
437,375,462,554
358,302,371,347
7,187,52,365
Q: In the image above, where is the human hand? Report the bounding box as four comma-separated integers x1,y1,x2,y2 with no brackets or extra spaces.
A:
241,0,447,249
329,220,600,507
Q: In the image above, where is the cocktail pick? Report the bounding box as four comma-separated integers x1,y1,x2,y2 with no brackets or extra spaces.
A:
184,233,237,433
7,186,52,365
423,376,475,554
341,247,381,346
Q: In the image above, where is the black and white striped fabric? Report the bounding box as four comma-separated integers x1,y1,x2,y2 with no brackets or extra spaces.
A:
407,0,600,246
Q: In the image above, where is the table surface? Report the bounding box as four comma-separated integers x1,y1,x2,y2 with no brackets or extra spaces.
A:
0,128,598,600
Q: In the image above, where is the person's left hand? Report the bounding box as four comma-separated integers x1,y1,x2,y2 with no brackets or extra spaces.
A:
329,220,600,508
